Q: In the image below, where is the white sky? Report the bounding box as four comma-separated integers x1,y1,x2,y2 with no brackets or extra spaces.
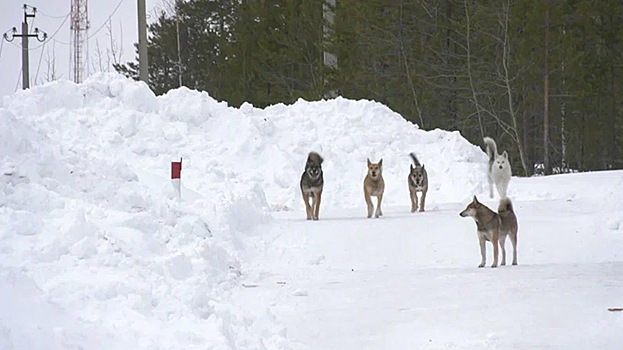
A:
0,0,165,97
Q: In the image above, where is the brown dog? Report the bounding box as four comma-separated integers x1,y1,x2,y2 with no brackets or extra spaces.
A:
459,196,518,268
363,158,384,218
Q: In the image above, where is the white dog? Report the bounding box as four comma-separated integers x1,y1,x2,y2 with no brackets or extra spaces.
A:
484,137,512,198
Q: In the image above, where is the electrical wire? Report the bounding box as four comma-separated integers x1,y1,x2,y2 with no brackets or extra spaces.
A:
15,66,22,91
85,0,124,41
34,38,46,84
53,37,71,46
38,9,72,19
30,13,70,50
0,39,4,66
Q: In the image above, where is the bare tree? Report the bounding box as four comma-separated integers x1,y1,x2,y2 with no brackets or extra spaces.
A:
543,3,551,174
398,0,424,128
496,0,529,176
106,19,123,66
92,38,109,73
462,0,529,175
463,0,484,140
91,19,123,73
43,42,59,83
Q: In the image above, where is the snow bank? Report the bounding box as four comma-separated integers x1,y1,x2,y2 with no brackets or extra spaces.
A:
0,75,282,349
214,98,488,211
0,73,491,348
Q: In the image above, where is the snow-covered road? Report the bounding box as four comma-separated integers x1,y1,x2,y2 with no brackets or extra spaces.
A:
236,174,623,349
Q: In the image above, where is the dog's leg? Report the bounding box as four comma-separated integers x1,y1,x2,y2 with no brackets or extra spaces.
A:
491,230,499,268
419,190,426,212
510,229,518,265
410,189,417,212
302,192,312,220
488,174,494,198
499,234,507,266
365,191,374,218
314,189,322,220
478,236,486,268
311,192,319,221
496,182,507,199
375,193,383,218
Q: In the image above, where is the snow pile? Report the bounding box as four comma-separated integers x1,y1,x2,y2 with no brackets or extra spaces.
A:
0,75,283,349
215,98,488,211
0,73,493,348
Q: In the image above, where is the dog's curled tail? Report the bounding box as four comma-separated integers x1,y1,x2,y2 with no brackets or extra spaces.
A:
498,197,514,214
483,137,497,162
409,153,422,167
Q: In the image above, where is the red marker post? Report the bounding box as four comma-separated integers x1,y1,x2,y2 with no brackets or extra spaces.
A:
171,158,182,199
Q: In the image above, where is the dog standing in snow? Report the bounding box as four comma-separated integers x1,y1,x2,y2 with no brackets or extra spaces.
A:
459,196,518,268
408,153,428,212
364,158,385,218
484,137,512,198
300,152,324,220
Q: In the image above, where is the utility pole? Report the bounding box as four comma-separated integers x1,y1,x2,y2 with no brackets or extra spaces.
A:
323,0,337,98
137,0,149,83
176,0,183,88
2,4,47,89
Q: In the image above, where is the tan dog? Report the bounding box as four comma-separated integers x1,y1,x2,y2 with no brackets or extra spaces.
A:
408,153,428,212
364,158,384,218
459,196,518,268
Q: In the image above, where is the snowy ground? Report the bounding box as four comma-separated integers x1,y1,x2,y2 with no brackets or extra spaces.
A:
1,74,622,349
236,172,623,349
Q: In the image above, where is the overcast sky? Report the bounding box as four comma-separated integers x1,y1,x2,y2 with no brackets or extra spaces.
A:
0,0,164,97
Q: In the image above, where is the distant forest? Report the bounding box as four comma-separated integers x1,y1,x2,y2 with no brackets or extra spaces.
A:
116,0,623,175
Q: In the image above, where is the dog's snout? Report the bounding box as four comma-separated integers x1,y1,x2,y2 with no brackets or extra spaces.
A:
499,165,503,169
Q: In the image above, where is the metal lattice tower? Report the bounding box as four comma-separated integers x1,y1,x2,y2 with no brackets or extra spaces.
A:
70,0,89,83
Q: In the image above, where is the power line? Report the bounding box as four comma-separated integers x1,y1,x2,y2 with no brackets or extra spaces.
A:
30,13,70,50
53,37,71,46
34,39,46,84
15,66,22,91
86,0,124,41
3,14,69,51
23,0,125,51
38,9,72,19
0,39,4,71
3,5,47,90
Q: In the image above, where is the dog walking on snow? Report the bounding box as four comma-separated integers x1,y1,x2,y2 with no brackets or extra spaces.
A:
364,158,385,218
408,153,428,212
300,152,324,220
459,196,518,268
484,137,512,198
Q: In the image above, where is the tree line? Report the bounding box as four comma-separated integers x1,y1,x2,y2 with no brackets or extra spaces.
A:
115,0,623,175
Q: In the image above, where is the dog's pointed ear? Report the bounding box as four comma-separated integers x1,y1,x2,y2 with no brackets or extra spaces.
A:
422,164,425,170
503,151,508,160
319,155,324,164
410,164,414,171
473,195,478,204
378,158,383,167
367,158,371,166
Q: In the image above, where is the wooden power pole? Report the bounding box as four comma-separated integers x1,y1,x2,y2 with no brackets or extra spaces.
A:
138,0,149,83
